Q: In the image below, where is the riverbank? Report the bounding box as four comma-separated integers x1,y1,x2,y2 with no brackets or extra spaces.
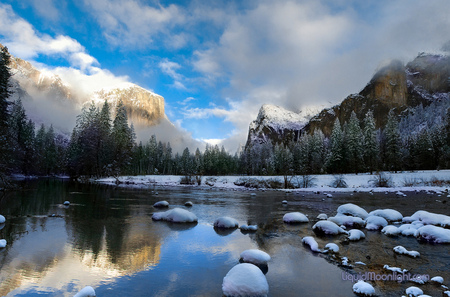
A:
95,169,450,194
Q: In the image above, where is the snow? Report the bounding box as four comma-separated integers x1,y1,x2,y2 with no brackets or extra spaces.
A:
405,286,423,297
312,220,347,235
240,249,271,265
383,265,408,273
152,208,198,223
328,214,365,228
352,280,375,296
283,212,309,223
365,216,388,230
393,246,420,258
302,236,321,252
317,213,328,220
153,200,169,208
73,286,96,297
214,217,239,229
414,225,450,243
408,210,450,228
398,224,422,236
252,104,310,133
0,215,5,224
95,170,450,193
324,243,339,253
337,203,369,219
0,239,6,248
430,276,444,284
64,201,70,206
445,291,450,297
184,201,193,207
282,200,288,204
368,209,403,222
222,263,269,297
348,229,366,241
240,225,258,231
381,225,401,236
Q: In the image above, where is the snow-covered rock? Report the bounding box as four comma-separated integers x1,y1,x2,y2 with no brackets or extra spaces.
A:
414,225,450,243
368,209,403,222
381,225,401,236
398,224,422,236
283,212,309,223
365,215,388,230
184,201,193,207
352,280,375,296
282,200,288,204
0,239,6,248
444,291,450,297
0,215,5,224
348,229,366,241
240,225,258,232
430,276,444,284
383,265,408,273
214,217,239,229
405,286,423,297
324,243,339,253
73,286,96,297
396,191,407,197
222,263,269,297
302,236,321,252
328,214,365,228
63,201,70,206
152,208,198,223
337,203,369,219
240,249,271,265
317,213,328,220
409,210,450,228
312,220,347,235
153,200,169,208
393,246,420,258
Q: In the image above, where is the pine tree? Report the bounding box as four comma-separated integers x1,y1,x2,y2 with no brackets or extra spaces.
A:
363,110,379,173
8,99,29,173
111,100,134,175
0,45,11,180
383,110,402,172
98,100,112,174
326,118,344,173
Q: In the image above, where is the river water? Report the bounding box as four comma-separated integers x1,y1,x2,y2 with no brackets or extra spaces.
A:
0,179,448,296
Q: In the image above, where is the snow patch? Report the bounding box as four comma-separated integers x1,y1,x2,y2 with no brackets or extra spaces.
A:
313,220,347,235
414,225,450,243
365,216,388,230
0,239,6,248
368,209,403,222
430,276,444,284
302,236,321,252
393,246,420,258
348,229,366,241
324,243,339,253
405,286,423,297
381,225,401,236
328,214,365,228
0,215,5,224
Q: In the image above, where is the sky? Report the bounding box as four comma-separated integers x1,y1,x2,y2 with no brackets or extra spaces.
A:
0,0,449,152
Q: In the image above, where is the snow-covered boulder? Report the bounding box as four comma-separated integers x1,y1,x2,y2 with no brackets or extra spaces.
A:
240,249,271,265
409,210,450,228
348,229,366,241
328,214,365,228
63,201,70,206
317,213,328,220
398,224,422,236
414,225,450,243
368,209,403,222
337,203,369,219
302,236,321,252
222,263,269,297
153,200,169,208
152,208,198,223
312,220,347,235
184,201,193,207
381,225,401,236
282,200,288,204
365,215,388,230
283,212,309,224
214,217,239,229
352,280,375,296
393,246,420,258
405,286,423,297
430,276,444,284
73,286,96,297
0,239,6,248
0,215,5,224
383,265,408,273
240,225,258,232
324,243,339,253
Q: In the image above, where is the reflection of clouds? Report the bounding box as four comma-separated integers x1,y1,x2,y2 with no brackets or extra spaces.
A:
0,216,164,296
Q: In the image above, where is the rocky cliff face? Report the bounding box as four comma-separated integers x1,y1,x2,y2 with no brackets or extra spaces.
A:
5,46,166,129
246,52,450,146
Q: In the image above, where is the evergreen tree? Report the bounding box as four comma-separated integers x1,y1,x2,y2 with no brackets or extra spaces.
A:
8,99,30,173
111,100,134,175
0,45,11,180
383,110,402,172
363,110,379,173
344,111,364,173
326,118,344,173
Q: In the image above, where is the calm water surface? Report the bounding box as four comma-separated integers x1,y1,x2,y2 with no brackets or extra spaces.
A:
0,179,449,296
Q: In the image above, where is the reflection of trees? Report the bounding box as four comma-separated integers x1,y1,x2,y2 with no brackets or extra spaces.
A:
0,180,165,295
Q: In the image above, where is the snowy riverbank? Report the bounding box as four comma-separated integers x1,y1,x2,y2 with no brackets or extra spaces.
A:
95,170,450,193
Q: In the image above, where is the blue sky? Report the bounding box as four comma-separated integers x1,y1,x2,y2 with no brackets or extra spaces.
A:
0,0,449,151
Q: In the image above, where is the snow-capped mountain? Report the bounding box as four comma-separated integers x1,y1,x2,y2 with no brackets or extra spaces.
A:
246,52,450,147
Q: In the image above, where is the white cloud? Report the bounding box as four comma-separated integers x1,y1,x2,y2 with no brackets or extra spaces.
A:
24,0,60,21
82,0,185,48
159,58,188,90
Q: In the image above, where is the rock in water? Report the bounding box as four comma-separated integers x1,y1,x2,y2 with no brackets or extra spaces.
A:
73,286,96,297
222,263,269,297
